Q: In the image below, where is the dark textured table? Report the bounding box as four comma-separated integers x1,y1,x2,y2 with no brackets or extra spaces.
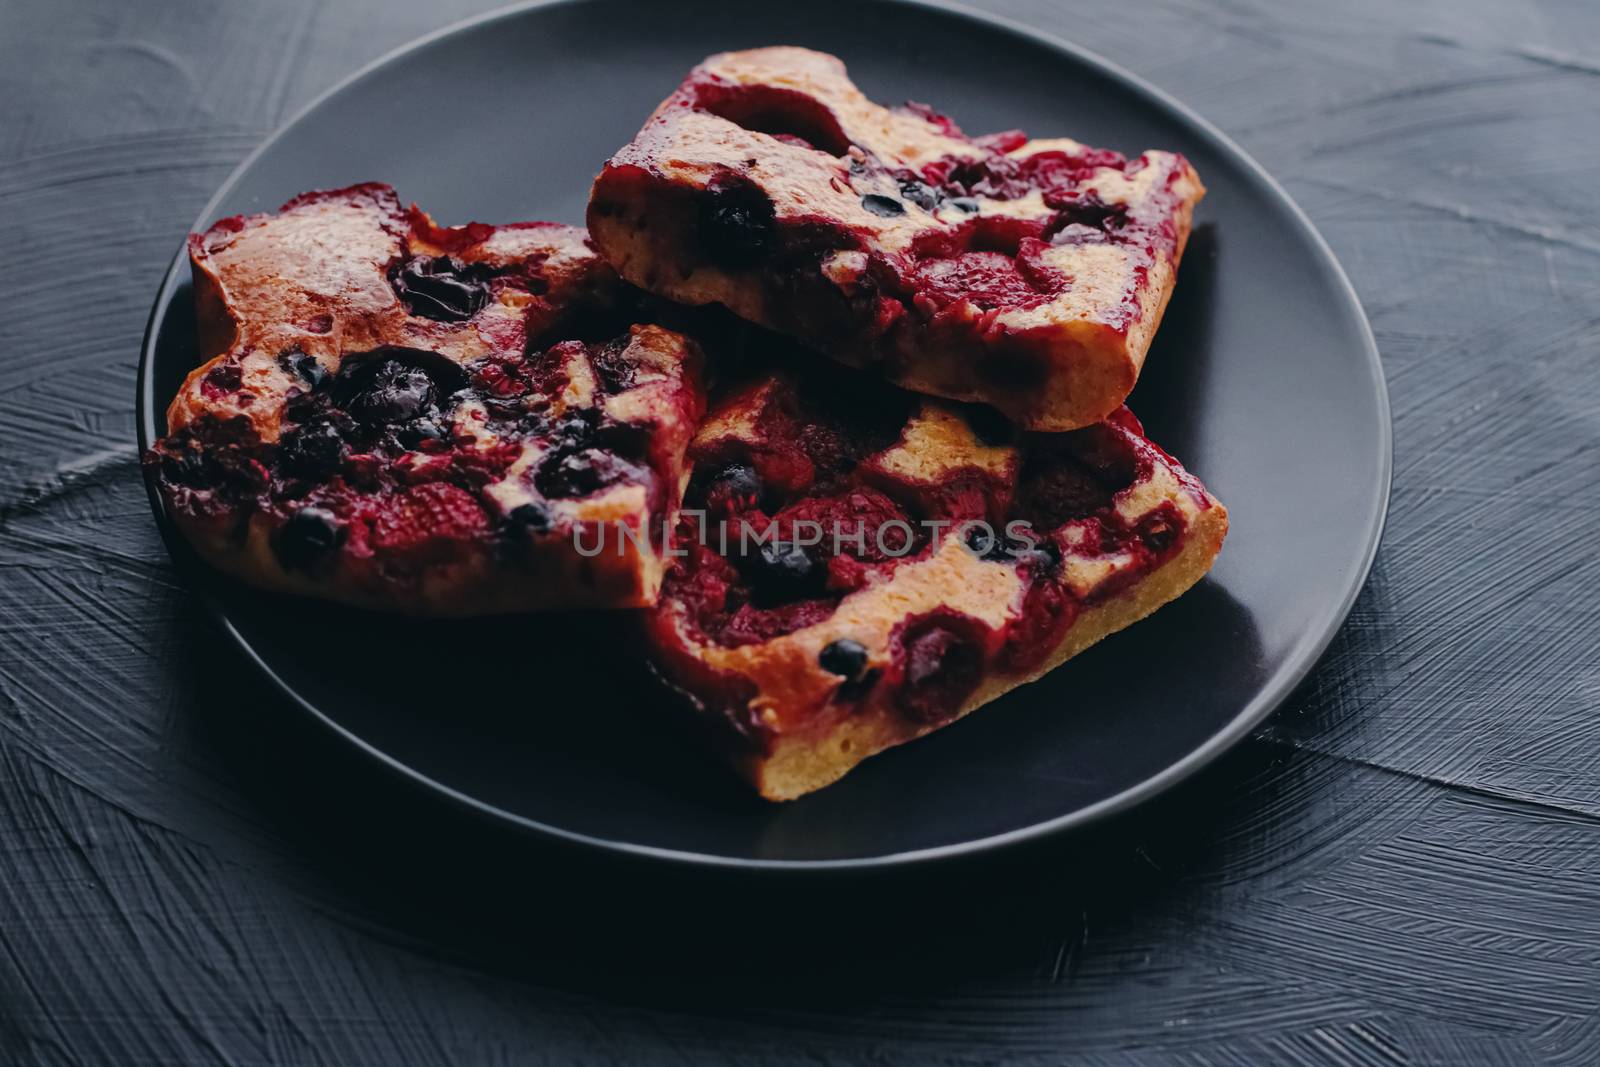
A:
3,1,1598,1064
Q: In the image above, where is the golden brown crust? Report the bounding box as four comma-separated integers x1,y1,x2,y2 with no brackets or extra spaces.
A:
588,47,1204,431
147,184,706,615
645,370,1226,800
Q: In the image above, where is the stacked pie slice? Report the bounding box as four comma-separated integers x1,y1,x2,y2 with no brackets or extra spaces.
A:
146,47,1226,798
149,184,706,614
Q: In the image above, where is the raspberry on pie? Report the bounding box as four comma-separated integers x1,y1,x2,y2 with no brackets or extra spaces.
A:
644,362,1227,800
146,183,707,614
588,47,1204,432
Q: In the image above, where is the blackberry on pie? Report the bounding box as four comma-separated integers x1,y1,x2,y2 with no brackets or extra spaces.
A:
146,184,707,614
644,363,1227,800
588,47,1205,431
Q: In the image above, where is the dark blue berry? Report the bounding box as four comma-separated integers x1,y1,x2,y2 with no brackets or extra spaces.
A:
1047,192,1126,241
277,348,327,387
964,523,1000,558
698,178,776,266
347,361,436,425
391,255,491,322
819,638,870,681
898,180,941,211
396,417,447,450
275,506,343,571
861,193,906,217
507,502,554,535
277,419,346,478
554,409,598,449
947,197,980,213
203,362,242,392
534,447,639,500
1026,535,1062,573
162,447,215,488
747,541,822,603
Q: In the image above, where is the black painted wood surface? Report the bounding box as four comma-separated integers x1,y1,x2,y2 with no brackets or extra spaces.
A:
2,0,1597,1063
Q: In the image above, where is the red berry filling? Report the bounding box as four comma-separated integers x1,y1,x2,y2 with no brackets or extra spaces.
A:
890,610,989,725
200,359,243,398
369,482,489,565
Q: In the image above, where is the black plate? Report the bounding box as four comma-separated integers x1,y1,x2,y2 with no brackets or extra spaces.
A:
137,0,1389,869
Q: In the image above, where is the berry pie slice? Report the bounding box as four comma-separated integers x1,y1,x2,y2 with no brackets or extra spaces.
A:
146,183,706,614
588,47,1204,431
644,363,1227,800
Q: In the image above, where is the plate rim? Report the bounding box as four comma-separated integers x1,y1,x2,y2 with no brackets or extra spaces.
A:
136,0,1393,872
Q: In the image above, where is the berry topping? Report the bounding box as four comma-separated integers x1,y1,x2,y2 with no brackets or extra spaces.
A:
860,193,906,218
1001,578,1076,674
915,248,1064,312
507,501,554,535
1023,534,1062,573
334,349,466,431
390,255,492,322
898,180,941,211
201,361,242,396
1138,506,1180,554
746,541,823,604
697,177,776,267
818,638,870,681
586,335,639,393
395,416,448,450
348,362,435,425
371,482,488,565
893,614,986,724
964,522,1000,558
160,446,214,489
276,418,346,479
705,463,763,513
1014,450,1116,530
1049,191,1125,230
278,348,327,387
275,506,343,572
535,448,624,499
1045,192,1128,246
527,406,649,500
